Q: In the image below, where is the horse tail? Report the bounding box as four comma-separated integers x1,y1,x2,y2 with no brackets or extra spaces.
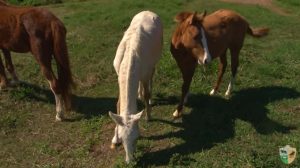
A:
247,26,269,38
51,20,75,112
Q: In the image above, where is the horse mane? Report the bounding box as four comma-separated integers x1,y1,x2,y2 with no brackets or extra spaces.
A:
174,11,193,23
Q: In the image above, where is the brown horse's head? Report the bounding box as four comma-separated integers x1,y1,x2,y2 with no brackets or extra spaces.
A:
172,11,211,64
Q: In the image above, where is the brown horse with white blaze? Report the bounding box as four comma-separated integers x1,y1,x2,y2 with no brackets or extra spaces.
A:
0,0,74,121
171,9,269,118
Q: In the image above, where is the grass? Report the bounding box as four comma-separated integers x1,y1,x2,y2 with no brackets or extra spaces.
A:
1,0,300,167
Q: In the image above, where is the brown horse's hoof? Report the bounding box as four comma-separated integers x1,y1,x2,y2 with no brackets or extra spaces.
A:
209,89,217,96
172,110,182,119
225,91,231,98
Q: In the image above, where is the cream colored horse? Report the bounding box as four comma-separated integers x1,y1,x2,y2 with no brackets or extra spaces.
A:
109,11,163,163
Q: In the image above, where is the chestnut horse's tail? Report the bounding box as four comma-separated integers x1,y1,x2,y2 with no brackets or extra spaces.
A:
51,20,74,111
247,26,269,38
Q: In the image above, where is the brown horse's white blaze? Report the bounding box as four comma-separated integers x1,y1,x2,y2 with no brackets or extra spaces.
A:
171,9,269,118
0,1,74,121
110,11,163,163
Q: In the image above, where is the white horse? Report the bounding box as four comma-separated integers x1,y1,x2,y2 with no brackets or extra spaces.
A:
109,11,163,163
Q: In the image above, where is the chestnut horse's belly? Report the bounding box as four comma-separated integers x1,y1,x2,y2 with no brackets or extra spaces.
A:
6,42,30,53
0,35,30,53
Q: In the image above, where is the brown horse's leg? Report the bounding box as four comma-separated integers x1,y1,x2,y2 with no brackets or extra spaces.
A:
210,50,227,95
30,38,63,121
0,54,8,90
225,48,240,97
2,49,19,85
173,60,197,118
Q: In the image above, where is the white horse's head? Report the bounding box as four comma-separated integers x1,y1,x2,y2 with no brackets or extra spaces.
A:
109,111,143,163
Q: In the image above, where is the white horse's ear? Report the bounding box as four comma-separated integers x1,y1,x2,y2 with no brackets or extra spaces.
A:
130,110,144,122
109,111,124,126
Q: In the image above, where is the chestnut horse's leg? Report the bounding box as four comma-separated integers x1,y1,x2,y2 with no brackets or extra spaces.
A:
0,54,9,89
30,38,64,121
210,50,228,95
173,59,197,118
2,49,19,85
225,48,240,97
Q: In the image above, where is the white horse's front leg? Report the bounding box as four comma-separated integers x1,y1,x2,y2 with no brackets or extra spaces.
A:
111,126,121,149
225,77,235,97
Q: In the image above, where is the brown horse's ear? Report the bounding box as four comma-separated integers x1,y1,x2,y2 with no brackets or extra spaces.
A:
197,10,207,21
187,12,197,25
174,11,193,23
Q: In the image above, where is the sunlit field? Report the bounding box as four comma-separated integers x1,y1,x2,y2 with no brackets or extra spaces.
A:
1,0,300,167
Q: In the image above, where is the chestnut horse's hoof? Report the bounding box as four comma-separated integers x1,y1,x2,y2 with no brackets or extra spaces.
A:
209,89,216,96
172,110,182,119
225,90,231,97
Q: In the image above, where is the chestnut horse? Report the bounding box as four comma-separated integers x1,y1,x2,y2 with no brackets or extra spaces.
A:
171,9,269,118
0,0,74,121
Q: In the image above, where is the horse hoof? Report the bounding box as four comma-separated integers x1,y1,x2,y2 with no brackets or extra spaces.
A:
110,143,116,150
55,115,63,122
225,91,231,97
172,110,182,118
209,89,216,96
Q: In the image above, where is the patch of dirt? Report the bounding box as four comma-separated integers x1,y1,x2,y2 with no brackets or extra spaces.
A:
220,0,289,15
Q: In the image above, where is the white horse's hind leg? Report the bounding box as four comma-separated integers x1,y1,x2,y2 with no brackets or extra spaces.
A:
142,80,152,121
138,81,144,101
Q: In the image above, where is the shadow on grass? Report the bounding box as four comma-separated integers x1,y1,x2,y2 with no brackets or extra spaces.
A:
14,82,117,119
138,86,299,166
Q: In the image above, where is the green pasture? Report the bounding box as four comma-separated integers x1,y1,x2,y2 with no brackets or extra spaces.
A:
1,0,300,167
